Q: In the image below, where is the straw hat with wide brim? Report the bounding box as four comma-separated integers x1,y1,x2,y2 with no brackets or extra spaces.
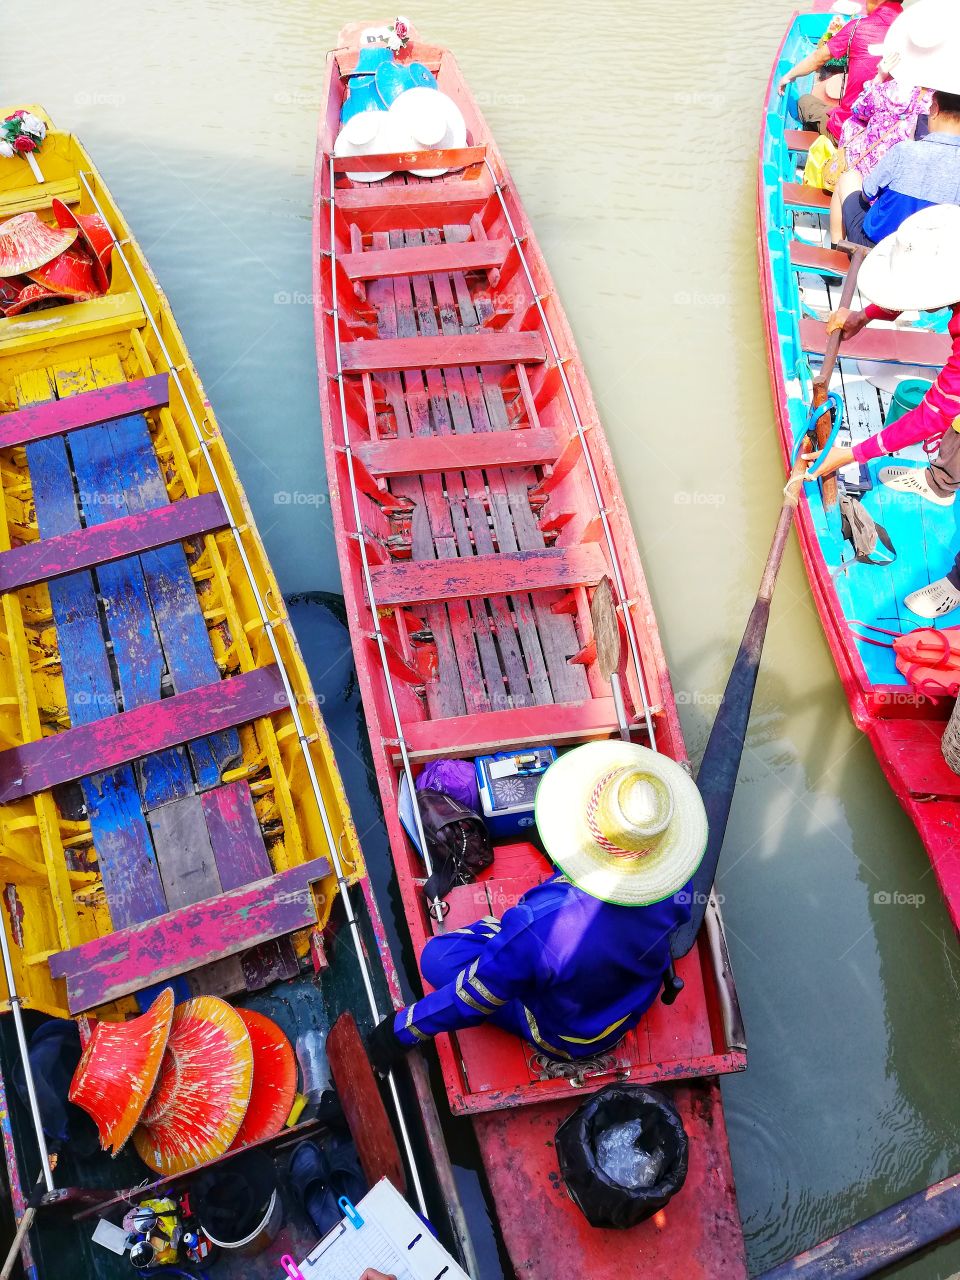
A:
133,996,253,1177
859,204,960,313
68,988,174,1156
875,0,960,95
52,199,113,293
0,211,77,279
386,87,467,178
534,741,708,907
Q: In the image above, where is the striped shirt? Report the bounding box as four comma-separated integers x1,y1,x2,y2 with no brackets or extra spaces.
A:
863,134,960,243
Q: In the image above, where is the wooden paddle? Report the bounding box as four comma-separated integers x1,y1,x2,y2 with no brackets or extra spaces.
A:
327,1012,406,1195
756,1167,960,1279
591,576,631,741
664,243,869,978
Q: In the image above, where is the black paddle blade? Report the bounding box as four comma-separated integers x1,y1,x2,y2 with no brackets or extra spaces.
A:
669,594,771,959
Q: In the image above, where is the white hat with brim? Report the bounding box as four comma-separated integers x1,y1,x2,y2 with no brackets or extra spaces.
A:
875,0,960,95
386,87,467,178
859,204,960,313
333,110,408,184
534,741,708,907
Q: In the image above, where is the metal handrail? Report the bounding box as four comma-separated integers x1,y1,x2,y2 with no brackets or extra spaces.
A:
484,158,658,749
76,171,430,1216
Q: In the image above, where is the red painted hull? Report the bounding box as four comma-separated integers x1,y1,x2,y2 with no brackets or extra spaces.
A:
757,10,960,932
315,24,747,1277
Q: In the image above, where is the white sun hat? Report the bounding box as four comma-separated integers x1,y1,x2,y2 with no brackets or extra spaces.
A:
333,110,407,184
386,87,467,178
876,0,960,95
534,741,708,907
859,204,960,313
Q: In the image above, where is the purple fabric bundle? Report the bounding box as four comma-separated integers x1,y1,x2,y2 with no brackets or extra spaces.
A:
416,758,480,813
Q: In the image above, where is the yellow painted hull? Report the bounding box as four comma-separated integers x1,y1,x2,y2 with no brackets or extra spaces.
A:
0,108,362,1018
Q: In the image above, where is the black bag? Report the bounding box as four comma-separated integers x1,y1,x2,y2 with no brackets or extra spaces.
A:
555,1084,689,1229
416,789,494,902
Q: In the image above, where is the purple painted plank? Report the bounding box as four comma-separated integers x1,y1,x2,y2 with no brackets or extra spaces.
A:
0,374,169,451
0,492,227,594
0,665,287,803
201,780,272,891
48,856,330,1012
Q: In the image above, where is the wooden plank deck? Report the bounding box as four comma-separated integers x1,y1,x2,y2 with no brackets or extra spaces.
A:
369,545,607,606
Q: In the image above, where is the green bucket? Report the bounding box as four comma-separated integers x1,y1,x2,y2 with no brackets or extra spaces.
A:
886,378,933,427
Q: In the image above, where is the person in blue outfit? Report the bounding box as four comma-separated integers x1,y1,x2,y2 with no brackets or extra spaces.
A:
370,740,709,1070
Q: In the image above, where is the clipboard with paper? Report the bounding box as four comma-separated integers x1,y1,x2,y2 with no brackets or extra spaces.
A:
282,1177,470,1280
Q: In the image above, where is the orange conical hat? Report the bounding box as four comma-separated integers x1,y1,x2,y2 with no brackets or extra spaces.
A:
228,1010,296,1150
0,211,77,278
132,996,253,1177
68,988,174,1156
52,198,113,293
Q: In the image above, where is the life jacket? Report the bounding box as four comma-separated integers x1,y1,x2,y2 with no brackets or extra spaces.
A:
893,627,960,696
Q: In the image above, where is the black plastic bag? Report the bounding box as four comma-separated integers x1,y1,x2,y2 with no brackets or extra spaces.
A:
555,1084,688,1229
416,789,494,901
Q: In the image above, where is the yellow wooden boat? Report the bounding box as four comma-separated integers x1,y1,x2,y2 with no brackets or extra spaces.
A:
0,106,361,1020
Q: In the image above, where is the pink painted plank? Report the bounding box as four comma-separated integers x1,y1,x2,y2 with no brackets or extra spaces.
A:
338,237,507,282
340,331,546,374
0,374,169,451
355,426,562,477
201,780,272,891
369,544,607,606
0,665,286,803
0,492,227,594
48,856,329,1012
394,695,623,760
800,318,952,367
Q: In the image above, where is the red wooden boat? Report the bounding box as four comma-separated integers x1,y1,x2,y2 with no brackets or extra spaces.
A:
314,22,748,1278
758,5,960,930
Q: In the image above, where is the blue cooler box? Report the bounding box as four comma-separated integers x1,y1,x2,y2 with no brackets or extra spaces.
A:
474,748,557,840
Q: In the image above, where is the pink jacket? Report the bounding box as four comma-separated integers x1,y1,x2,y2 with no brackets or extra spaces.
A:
851,303,960,463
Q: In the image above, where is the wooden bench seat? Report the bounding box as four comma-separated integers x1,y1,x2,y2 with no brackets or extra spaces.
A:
0,374,169,450
340,332,546,374
369,544,607,607
0,492,227,593
355,427,562,477
800,317,952,366
333,145,486,175
785,129,819,153
783,181,832,211
393,695,626,761
48,856,330,1012
0,292,145,356
338,237,510,282
334,172,496,232
0,665,286,803
790,241,850,277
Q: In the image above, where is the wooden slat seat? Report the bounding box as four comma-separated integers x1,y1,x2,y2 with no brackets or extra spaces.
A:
338,237,510,282
334,172,495,232
48,856,330,1012
785,129,819,152
393,695,628,761
333,145,486,175
0,374,169,450
0,293,145,356
0,492,227,593
0,665,286,803
355,427,562,477
370,544,607,607
340,332,546,374
790,241,850,277
800,317,952,366
783,181,832,211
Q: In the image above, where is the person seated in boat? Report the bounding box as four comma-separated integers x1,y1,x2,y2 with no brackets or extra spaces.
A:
369,742,707,1073
838,90,960,247
805,204,960,618
778,0,904,139
829,67,932,245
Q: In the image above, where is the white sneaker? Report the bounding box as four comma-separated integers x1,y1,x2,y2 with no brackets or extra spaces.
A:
879,466,955,506
905,577,960,618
